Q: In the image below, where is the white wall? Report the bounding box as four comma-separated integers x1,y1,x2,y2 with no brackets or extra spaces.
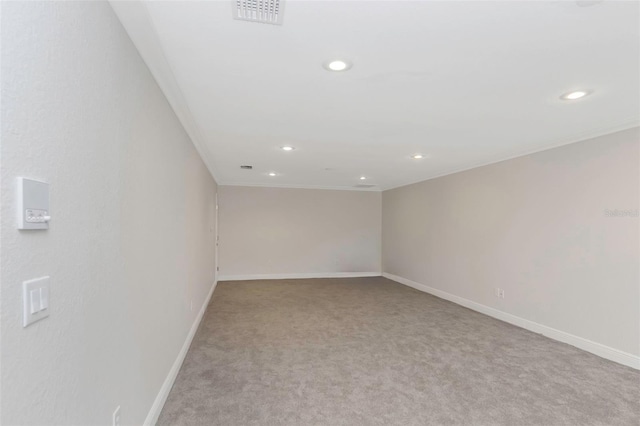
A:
383,128,639,361
219,186,381,279
1,2,217,425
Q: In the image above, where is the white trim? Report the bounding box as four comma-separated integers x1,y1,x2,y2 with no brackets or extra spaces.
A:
109,1,219,183
219,183,382,192
380,121,639,191
143,280,218,426
221,122,638,192
382,273,640,370
219,272,381,281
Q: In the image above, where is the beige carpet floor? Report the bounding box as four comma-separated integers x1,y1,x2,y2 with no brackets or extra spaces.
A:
158,277,640,425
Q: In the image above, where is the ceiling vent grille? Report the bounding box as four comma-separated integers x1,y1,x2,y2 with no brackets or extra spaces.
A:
233,0,284,25
354,184,376,189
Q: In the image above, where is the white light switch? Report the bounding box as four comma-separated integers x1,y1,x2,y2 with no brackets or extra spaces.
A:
40,286,49,310
17,178,50,230
23,277,50,327
30,290,40,314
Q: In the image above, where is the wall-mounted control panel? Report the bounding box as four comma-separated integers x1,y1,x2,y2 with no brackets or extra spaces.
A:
23,276,50,327
17,178,50,230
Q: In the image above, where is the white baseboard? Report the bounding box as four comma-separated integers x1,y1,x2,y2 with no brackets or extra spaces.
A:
382,273,640,370
219,272,381,281
143,280,218,426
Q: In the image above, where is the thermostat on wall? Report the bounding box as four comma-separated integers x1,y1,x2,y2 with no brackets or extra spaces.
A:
17,177,50,230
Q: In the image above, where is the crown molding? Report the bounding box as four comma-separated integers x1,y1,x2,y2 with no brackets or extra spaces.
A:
219,182,383,192
381,119,640,191
109,0,220,183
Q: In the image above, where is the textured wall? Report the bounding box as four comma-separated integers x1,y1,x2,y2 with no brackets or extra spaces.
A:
219,186,381,277
383,128,639,356
1,2,217,424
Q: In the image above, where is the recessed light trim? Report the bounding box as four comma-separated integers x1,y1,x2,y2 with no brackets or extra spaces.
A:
281,146,295,151
323,60,352,72
359,176,367,180
560,90,590,100
412,154,424,159
268,172,277,177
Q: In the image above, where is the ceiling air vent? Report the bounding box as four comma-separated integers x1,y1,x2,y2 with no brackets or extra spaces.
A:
354,184,376,189
233,0,284,25
240,165,253,170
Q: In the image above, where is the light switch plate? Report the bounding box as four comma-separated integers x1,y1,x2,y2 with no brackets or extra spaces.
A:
23,276,50,327
17,177,49,230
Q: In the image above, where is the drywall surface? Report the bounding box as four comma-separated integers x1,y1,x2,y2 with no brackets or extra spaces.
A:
1,2,217,425
219,186,381,278
383,128,639,356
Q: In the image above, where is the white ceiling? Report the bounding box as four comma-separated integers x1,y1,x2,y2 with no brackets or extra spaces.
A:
111,0,639,191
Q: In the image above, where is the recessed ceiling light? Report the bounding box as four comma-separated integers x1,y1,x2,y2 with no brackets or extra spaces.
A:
359,176,367,180
281,146,295,151
323,60,352,72
268,172,277,177
412,154,424,159
560,90,590,100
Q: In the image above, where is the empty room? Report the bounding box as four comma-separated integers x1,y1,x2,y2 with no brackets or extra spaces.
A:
1,0,638,425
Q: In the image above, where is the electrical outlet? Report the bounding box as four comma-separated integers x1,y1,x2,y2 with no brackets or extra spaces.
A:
495,288,505,299
112,406,121,426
